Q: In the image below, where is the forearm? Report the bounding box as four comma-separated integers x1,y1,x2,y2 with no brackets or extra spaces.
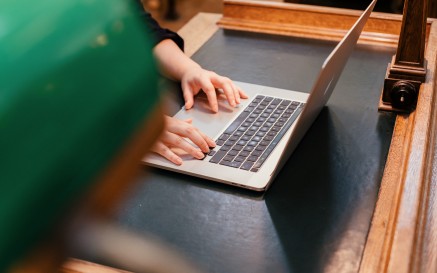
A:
153,39,200,81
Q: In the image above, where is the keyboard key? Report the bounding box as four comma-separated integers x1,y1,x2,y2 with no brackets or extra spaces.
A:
239,151,250,157
237,140,248,146
223,155,235,162
223,111,250,135
252,136,262,142
224,140,235,146
260,127,269,132
272,98,282,105
260,100,269,106
255,145,266,151
260,141,270,146
241,161,254,170
234,156,245,162
219,134,230,141
219,160,232,166
244,146,255,152
256,131,266,137
209,150,226,163
247,155,258,162
220,145,231,151
229,135,239,141
228,150,239,156
251,150,262,156
229,161,243,168
241,135,251,141
248,141,258,146
233,145,244,151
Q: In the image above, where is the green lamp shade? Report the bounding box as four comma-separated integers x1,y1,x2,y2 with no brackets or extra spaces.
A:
0,0,160,270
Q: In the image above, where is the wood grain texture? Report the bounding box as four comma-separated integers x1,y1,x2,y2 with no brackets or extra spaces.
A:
394,0,427,67
360,22,437,273
218,0,437,48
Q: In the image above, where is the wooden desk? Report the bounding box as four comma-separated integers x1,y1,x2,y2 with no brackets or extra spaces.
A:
64,1,437,272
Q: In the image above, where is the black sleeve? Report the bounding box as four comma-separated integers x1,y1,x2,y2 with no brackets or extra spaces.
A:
133,0,184,51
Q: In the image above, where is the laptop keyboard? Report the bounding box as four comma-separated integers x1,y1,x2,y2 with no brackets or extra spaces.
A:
207,95,304,172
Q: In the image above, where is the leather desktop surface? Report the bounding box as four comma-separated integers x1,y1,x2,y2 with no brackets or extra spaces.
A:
113,30,396,273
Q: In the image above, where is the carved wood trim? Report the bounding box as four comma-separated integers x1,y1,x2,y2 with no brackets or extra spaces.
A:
360,21,437,273
218,0,436,48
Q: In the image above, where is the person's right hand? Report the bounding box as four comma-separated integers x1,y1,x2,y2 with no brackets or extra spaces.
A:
151,115,216,165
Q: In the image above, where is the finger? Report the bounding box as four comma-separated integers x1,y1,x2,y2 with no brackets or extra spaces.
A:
236,84,249,99
181,81,195,110
220,81,237,107
199,78,218,113
168,123,211,153
151,141,183,165
166,133,205,159
160,129,206,159
183,118,193,124
197,129,216,148
231,82,241,104
210,75,238,107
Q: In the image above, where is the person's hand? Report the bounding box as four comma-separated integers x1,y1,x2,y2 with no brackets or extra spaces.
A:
151,115,216,165
181,66,248,113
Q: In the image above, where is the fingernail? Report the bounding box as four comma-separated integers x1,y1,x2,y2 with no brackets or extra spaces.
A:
196,151,205,159
209,138,216,146
175,158,183,165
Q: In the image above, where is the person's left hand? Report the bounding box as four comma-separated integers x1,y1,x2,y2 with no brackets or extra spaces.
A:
181,66,248,113
150,115,216,165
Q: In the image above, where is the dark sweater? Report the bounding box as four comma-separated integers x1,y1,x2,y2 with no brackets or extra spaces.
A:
134,0,184,50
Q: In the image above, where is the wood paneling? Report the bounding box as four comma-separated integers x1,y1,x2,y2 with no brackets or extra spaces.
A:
218,0,436,48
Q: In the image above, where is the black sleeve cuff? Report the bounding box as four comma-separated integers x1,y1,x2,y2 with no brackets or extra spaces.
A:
134,0,184,51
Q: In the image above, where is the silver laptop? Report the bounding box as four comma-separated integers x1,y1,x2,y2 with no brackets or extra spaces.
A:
144,0,376,191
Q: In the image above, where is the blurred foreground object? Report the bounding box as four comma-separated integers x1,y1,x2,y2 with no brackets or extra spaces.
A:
0,0,164,271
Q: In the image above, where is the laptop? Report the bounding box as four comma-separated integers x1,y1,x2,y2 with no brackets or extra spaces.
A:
144,0,377,191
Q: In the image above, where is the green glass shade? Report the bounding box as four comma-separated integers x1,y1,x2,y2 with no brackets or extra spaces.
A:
0,0,160,270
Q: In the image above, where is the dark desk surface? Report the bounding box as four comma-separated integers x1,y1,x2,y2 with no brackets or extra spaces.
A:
114,30,395,273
